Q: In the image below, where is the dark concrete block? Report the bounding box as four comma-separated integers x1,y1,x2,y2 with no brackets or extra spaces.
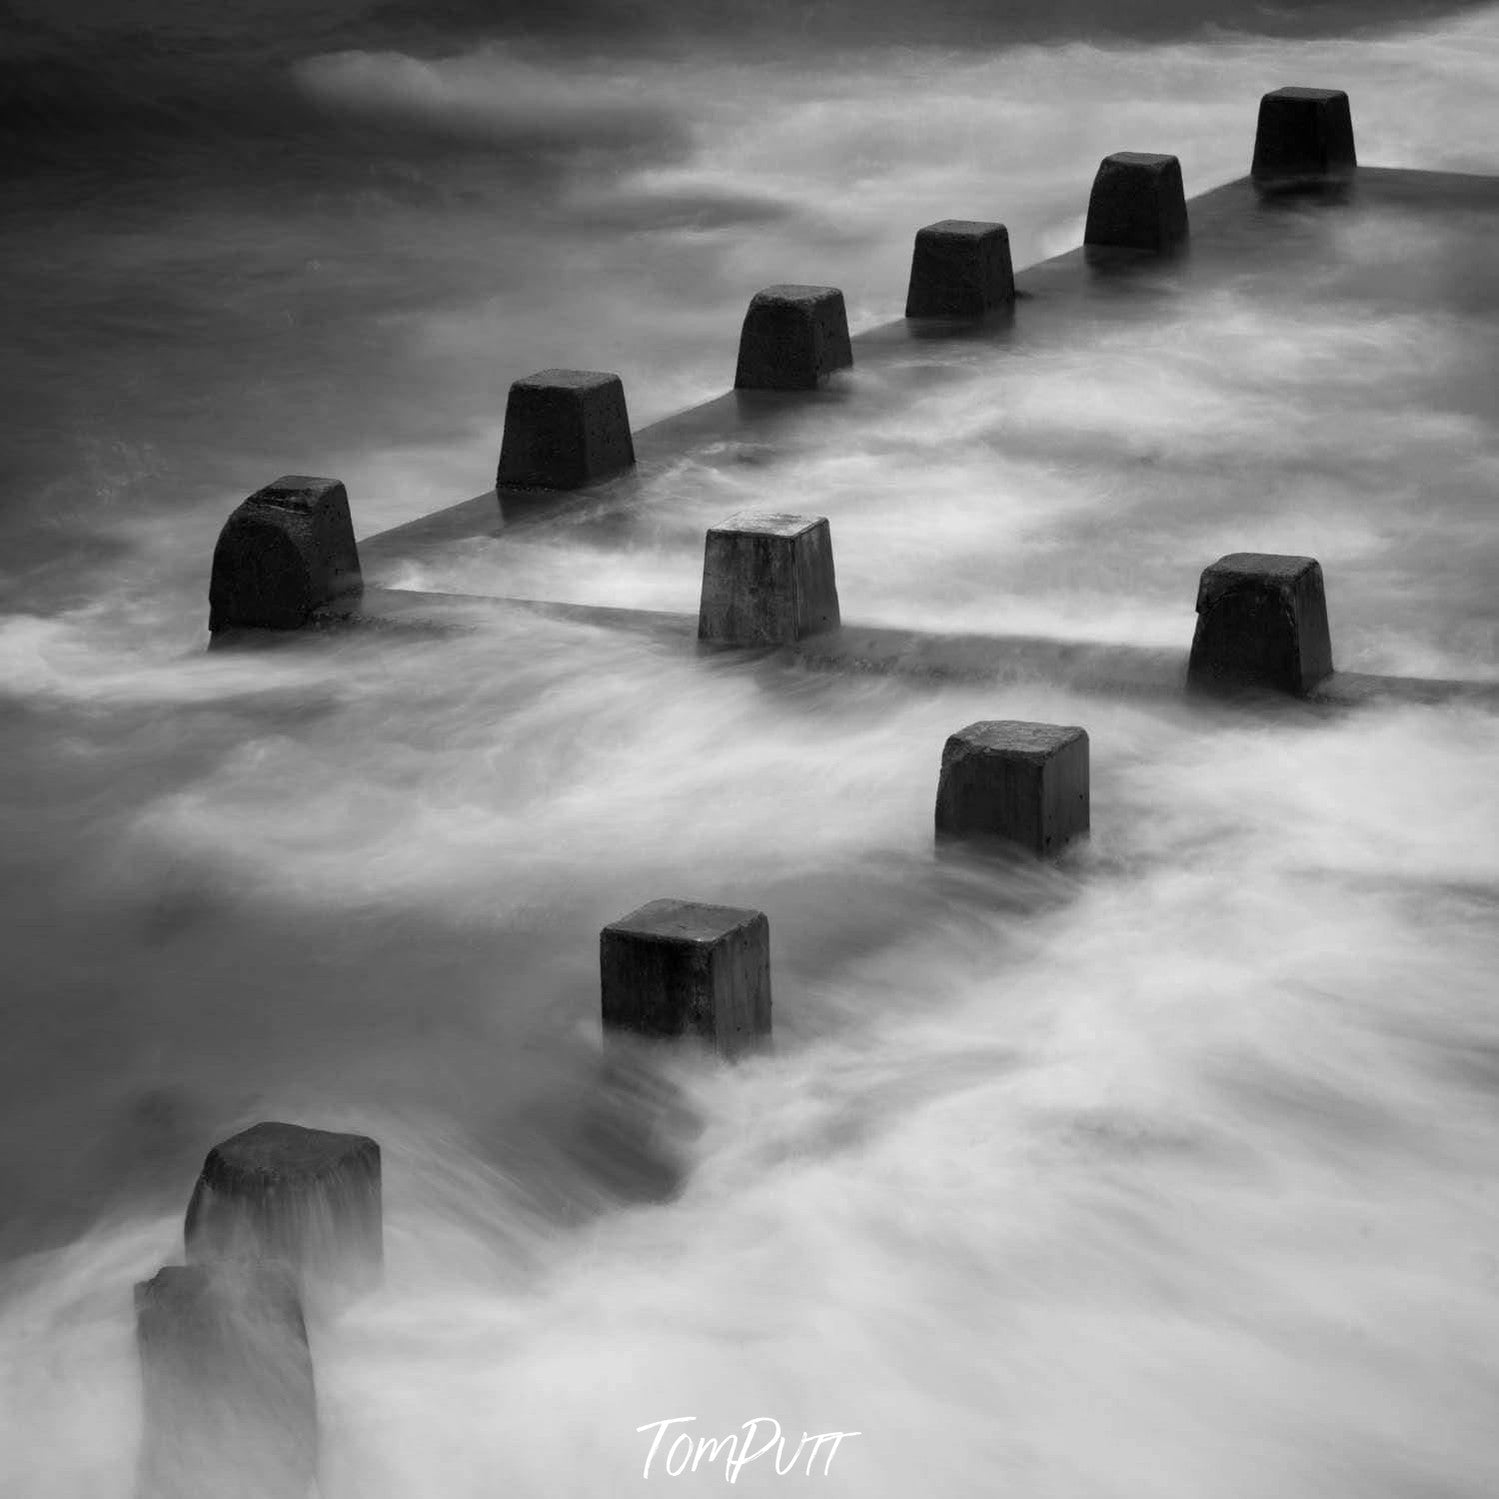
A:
905,220,1015,318
1187,552,1333,696
208,476,361,634
698,512,840,646
935,721,1090,856
1252,87,1356,184
1083,153,1189,253
496,369,635,490
734,285,852,391
601,899,772,1058
134,1261,317,1499
184,1121,382,1295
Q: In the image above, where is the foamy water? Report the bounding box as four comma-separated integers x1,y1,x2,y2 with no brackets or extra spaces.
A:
3,4,1499,1496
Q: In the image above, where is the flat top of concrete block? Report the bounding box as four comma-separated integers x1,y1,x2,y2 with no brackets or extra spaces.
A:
1103,152,1179,170
206,1121,378,1181
1205,552,1319,582
249,476,343,509
513,369,621,392
749,285,842,307
1266,86,1348,102
920,219,1006,239
710,512,826,539
948,720,1087,760
605,898,766,944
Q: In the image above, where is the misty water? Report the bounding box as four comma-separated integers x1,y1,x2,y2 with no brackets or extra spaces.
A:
3,1,1499,1494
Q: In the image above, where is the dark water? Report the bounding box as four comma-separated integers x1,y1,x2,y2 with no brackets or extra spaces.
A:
2,2,1498,1495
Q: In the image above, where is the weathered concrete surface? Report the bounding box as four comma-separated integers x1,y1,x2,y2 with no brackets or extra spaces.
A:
134,1261,317,1499
185,1121,382,1297
1083,152,1188,253
905,220,1015,318
734,285,853,390
698,512,840,645
496,369,635,490
1188,553,1333,697
209,476,361,634
935,721,1090,856
1253,87,1356,187
601,899,771,1058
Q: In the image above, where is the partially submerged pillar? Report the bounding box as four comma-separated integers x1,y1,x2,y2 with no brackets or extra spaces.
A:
496,369,635,489
698,512,840,646
601,899,772,1059
208,476,361,634
1251,87,1356,186
935,721,1090,856
1187,553,1333,696
734,285,852,390
905,220,1015,318
1083,153,1188,253
134,1261,317,1499
185,1121,382,1297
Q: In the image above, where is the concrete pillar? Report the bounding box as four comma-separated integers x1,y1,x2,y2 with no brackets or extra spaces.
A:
734,285,852,391
185,1121,382,1297
935,721,1090,856
1187,552,1334,696
208,476,361,634
134,1261,316,1499
905,220,1015,318
1252,87,1356,185
496,369,635,489
1083,153,1189,253
600,899,772,1059
698,512,840,646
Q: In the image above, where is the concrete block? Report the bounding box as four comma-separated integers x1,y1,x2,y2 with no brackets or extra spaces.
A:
935,721,1090,856
734,285,852,390
1083,153,1189,253
905,220,1015,317
134,1261,316,1499
208,476,361,634
1252,87,1356,184
1187,552,1333,696
601,899,771,1058
184,1121,382,1295
496,369,635,489
698,512,840,646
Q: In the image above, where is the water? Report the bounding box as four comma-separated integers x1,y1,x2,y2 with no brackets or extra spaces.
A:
2,1,1499,1494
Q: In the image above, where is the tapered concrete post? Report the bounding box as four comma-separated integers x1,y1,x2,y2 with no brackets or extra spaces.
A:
1252,88,1356,186
1187,553,1333,696
698,513,840,646
1084,153,1188,253
905,221,1015,317
497,369,635,489
185,1122,382,1298
208,476,361,634
601,899,772,1059
935,721,1090,856
734,285,852,390
134,1262,317,1499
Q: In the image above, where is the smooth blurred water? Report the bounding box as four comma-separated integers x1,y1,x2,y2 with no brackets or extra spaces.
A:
2,2,1499,1495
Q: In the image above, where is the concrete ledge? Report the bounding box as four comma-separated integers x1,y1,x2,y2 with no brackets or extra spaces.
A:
935,720,1090,856
601,899,772,1058
1084,153,1189,253
734,285,853,391
905,220,1015,318
208,476,362,634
